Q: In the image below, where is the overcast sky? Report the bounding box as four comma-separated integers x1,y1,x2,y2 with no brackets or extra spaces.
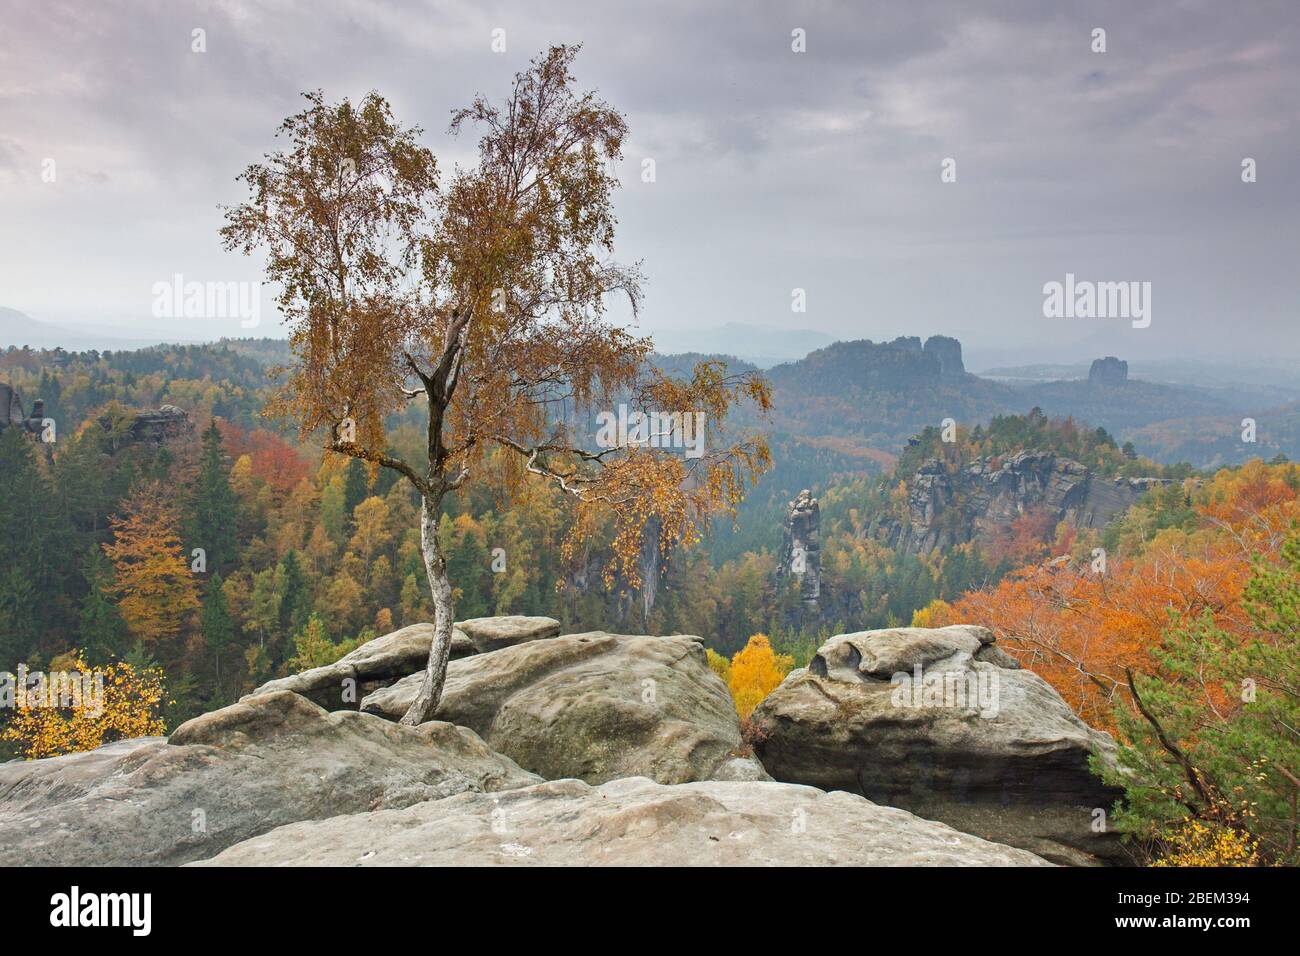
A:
1,0,1297,364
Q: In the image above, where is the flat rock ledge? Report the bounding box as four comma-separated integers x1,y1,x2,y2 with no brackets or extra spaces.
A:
0,690,539,866
193,776,1054,867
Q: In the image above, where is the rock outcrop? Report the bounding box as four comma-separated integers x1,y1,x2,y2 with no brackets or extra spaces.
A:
0,382,20,427
0,690,539,866
775,489,821,618
361,632,744,785
244,616,560,710
1088,356,1128,387
923,335,966,381
882,451,1170,554
751,625,1125,865
194,775,1052,867
98,404,194,446
0,383,45,435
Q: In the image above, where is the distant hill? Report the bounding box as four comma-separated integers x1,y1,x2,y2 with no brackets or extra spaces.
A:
0,307,77,348
0,306,198,351
761,336,1018,449
724,335,1300,470
648,323,835,368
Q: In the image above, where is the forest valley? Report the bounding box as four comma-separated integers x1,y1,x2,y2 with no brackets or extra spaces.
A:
2,337,1298,866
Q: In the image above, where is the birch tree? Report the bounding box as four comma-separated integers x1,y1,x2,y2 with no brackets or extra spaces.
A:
221,45,770,724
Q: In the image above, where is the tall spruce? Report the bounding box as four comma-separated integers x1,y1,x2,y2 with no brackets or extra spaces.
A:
187,420,238,572
201,573,236,701
0,424,73,662
79,546,128,664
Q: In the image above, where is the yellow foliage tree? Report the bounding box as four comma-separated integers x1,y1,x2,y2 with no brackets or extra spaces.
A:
1153,820,1263,868
102,482,200,648
728,633,793,719
1,654,169,760
910,599,953,628
286,614,363,672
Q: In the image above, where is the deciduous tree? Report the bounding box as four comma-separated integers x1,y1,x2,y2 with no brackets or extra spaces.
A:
222,45,770,723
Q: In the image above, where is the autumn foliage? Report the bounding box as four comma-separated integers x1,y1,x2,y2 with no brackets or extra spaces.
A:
102,482,201,649
724,633,794,719
217,420,309,495
937,461,1300,730
929,459,1300,864
1,654,168,760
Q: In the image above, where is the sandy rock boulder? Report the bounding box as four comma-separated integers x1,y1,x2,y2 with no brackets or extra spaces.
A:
751,625,1125,865
0,690,539,866
456,615,562,652
244,616,560,710
195,776,1052,867
363,632,744,785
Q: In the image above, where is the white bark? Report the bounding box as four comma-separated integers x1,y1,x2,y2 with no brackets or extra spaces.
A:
399,496,457,725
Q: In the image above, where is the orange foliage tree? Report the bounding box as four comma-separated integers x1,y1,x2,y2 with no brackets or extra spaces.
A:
103,482,201,651
217,420,310,496
942,461,1300,730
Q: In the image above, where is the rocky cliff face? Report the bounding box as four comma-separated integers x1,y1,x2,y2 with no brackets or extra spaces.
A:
98,404,194,446
0,383,47,436
776,489,821,619
881,450,1170,554
923,335,966,381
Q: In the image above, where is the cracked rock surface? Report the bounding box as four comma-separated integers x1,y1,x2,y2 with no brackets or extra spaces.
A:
363,632,744,785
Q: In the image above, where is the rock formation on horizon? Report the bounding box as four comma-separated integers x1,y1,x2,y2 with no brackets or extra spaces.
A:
1088,356,1128,386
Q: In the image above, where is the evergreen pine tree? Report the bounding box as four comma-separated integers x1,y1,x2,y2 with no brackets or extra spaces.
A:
277,550,310,636
0,424,73,660
200,573,236,701
342,458,368,520
186,420,238,571
79,546,128,664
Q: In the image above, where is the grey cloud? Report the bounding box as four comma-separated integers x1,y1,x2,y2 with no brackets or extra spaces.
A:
0,0,1297,361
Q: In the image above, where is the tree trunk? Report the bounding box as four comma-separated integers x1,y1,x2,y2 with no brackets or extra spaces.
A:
399,495,457,725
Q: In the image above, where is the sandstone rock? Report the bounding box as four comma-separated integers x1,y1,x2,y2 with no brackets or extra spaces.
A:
922,334,966,381
244,616,560,710
709,756,774,782
455,615,561,652
884,450,1171,555
194,776,1053,867
0,690,539,866
751,625,1126,865
94,404,194,446
362,632,743,785
775,489,821,619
